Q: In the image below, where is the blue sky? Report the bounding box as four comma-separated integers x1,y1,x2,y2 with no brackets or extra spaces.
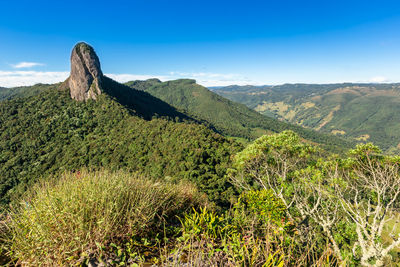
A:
1,0,400,87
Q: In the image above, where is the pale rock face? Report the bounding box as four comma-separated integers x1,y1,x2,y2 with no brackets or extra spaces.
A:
68,42,103,101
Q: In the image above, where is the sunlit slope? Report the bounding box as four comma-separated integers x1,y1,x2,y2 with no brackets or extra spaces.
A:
214,83,400,152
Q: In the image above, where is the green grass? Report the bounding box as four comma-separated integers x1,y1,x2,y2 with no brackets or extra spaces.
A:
1,169,207,265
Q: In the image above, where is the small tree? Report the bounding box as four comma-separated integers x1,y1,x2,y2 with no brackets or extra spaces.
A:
229,130,316,213
334,144,400,266
229,131,346,261
230,132,400,266
292,163,346,262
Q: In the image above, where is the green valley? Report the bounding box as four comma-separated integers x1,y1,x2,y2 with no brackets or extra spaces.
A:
213,83,400,152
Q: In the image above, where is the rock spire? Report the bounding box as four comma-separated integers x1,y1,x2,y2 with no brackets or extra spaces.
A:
68,42,103,101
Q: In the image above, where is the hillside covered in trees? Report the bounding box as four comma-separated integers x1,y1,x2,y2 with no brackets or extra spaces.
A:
125,78,354,153
0,84,241,209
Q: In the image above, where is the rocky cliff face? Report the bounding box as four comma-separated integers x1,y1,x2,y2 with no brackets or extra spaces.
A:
68,42,103,101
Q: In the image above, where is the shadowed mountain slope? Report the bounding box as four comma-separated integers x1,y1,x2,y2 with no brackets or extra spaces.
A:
126,79,354,153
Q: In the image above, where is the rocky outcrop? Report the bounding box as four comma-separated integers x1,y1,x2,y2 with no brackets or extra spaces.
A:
68,42,103,101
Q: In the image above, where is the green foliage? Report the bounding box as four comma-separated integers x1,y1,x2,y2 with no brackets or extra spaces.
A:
232,130,316,169
180,207,234,241
348,142,382,160
229,131,317,202
233,190,288,228
126,79,353,153
230,131,400,265
180,190,288,242
0,87,240,208
0,83,57,101
2,169,206,265
173,189,327,266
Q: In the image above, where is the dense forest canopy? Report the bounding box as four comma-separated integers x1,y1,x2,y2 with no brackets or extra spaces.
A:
0,85,240,208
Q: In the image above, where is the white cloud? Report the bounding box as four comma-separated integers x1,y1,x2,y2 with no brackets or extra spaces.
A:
0,71,69,87
0,70,259,88
169,71,236,79
12,62,45,69
368,76,390,83
167,71,259,87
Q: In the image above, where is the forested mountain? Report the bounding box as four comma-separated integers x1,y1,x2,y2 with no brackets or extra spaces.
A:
0,85,242,209
125,79,354,152
0,43,242,209
0,83,57,101
213,83,400,152
0,79,354,154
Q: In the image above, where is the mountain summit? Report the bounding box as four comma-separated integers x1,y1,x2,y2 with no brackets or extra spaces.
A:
68,42,103,101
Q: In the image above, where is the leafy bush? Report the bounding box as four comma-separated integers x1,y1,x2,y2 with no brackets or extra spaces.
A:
180,207,231,241
229,131,400,266
171,190,309,266
232,190,292,234
2,169,207,265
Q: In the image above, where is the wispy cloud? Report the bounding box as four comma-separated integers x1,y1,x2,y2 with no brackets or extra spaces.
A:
368,76,390,83
0,70,259,88
168,71,259,87
169,71,236,79
0,71,69,87
11,62,45,69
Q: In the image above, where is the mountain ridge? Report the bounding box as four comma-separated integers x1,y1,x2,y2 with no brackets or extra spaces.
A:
125,78,354,153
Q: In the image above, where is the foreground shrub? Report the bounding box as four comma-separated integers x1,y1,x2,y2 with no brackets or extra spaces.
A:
169,190,326,266
230,131,400,265
232,190,290,232
3,169,207,265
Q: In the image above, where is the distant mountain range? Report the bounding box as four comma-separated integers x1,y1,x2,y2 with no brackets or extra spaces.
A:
212,83,400,152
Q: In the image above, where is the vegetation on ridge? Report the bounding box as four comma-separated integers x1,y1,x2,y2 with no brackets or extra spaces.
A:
126,78,354,153
0,85,240,208
0,83,57,101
